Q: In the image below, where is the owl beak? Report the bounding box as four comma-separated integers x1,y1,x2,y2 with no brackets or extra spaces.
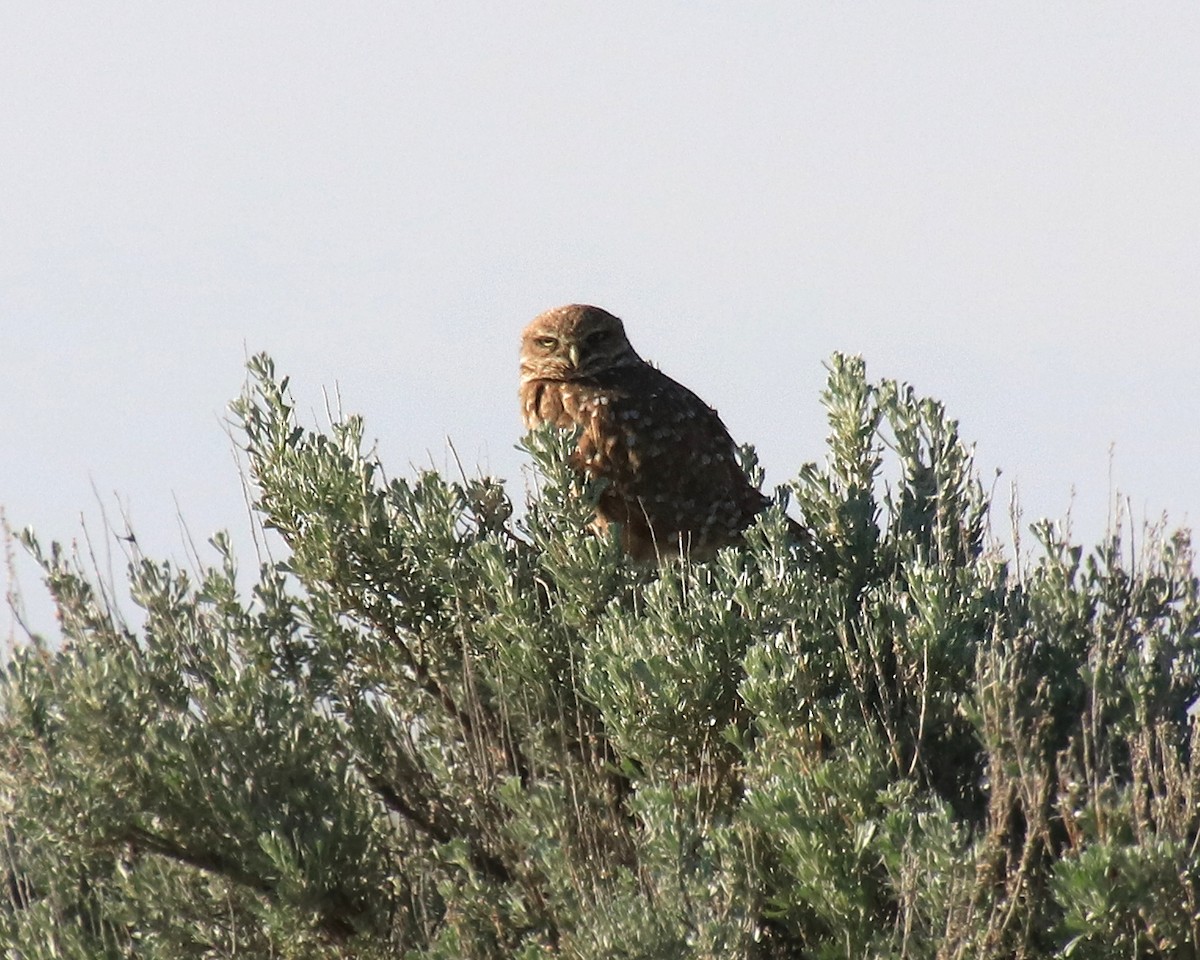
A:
568,343,581,369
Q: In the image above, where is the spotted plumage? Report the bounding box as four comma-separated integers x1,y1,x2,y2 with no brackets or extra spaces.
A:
519,304,779,561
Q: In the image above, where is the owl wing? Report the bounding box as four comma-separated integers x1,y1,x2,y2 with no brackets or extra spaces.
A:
579,364,770,555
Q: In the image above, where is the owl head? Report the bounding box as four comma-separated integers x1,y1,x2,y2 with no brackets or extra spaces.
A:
520,304,642,382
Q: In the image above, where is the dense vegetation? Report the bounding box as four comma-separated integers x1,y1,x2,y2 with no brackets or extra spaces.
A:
2,354,1197,958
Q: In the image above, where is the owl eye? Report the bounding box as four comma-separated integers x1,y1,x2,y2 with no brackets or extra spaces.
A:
536,337,558,350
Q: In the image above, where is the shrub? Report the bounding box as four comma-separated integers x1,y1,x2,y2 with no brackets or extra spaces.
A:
2,354,1196,958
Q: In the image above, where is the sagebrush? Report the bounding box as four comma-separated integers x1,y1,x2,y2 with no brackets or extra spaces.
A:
3,354,1197,958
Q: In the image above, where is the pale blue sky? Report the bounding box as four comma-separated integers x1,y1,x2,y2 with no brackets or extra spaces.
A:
3,3,1198,637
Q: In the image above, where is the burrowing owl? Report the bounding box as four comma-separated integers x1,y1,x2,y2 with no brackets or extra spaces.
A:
520,304,788,561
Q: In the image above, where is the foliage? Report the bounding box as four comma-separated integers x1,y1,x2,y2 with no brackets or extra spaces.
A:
3,353,1198,958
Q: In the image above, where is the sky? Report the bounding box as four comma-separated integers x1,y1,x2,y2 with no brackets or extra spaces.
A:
3,3,1198,640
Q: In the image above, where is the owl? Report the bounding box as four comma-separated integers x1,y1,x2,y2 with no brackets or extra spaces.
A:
520,304,790,561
